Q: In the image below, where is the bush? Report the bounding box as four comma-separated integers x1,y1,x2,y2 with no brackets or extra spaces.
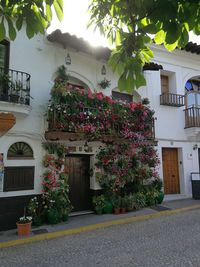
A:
92,195,106,214
145,190,160,206
135,192,146,208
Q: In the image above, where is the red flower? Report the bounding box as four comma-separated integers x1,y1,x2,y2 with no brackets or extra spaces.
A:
137,102,144,110
129,102,137,111
95,92,104,101
105,96,114,104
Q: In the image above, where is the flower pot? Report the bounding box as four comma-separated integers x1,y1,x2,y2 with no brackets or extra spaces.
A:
156,191,164,204
113,207,121,215
120,207,126,214
95,207,103,215
16,222,32,236
103,202,113,214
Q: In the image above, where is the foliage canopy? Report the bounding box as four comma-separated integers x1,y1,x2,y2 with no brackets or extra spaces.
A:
0,0,63,40
88,0,200,92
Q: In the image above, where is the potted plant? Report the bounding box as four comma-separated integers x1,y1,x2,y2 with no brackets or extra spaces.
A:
120,197,126,213
0,73,12,101
92,195,106,214
126,194,138,211
98,78,111,89
112,195,121,215
16,209,32,236
103,200,113,214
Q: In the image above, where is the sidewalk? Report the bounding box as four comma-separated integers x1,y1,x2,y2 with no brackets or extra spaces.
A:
1,198,200,248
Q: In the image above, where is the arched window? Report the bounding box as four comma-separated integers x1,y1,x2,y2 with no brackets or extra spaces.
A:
5,142,35,191
7,142,34,159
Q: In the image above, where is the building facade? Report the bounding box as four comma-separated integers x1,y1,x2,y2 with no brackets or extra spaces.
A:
0,28,200,229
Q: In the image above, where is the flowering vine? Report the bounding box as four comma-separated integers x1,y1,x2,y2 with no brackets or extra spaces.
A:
48,82,155,142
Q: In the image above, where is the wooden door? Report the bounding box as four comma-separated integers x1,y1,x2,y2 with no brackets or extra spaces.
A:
162,148,180,194
161,75,169,94
65,155,91,212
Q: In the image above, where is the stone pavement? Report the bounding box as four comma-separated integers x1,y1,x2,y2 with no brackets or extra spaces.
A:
1,198,200,248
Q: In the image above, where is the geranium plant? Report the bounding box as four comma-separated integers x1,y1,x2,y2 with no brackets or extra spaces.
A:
98,78,111,89
48,82,154,142
28,148,72,225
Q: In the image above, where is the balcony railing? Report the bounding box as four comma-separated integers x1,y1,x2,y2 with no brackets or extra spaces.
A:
184,106,200,128
46,104,156,143
160,93,185,107
0,67,31,105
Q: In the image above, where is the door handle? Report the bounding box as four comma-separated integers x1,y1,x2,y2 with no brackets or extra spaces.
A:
172,175,175,178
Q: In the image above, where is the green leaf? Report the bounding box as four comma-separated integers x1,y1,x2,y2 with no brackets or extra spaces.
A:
115,30,122,46
164,40,178,51
154,30,165,44
165,22,181,44
6,17,16,40
135,73,146,89
178,26,189,47
118,72,127,92
140,17,148,27
26,19,35,39
0,20,5,41
53,0,63,22
46,4,52,22
193,23,200,35
16,16,23,31
142,24,158,34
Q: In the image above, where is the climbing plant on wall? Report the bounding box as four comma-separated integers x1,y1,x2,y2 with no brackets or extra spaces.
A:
28,144,72,225
95,142,162,211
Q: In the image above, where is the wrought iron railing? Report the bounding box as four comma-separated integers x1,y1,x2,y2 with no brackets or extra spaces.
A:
47,104,155,142
0,67,31,105
160,93,185,107
184,106,200,128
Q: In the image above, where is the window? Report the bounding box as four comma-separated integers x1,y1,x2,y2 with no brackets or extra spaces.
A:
112,91,133,103
0,40,9,69
5,142,35,191
161,75,169,94
4,166,34,191
7,142,34,159
185,79,200,108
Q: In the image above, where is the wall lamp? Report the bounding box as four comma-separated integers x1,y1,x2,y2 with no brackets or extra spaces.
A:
101,65,106,75
65,53,71,65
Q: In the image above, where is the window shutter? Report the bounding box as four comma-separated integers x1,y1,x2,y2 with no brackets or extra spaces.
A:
4,166,34,191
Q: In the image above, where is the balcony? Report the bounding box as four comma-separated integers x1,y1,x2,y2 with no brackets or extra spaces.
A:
160,93,185,107
184,107,200,128
45,103,156,145
0,68,31,115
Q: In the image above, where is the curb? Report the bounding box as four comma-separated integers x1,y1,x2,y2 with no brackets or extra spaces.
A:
1,204,200,249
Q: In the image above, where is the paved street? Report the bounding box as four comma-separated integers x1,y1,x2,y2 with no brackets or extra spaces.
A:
1,209,200,267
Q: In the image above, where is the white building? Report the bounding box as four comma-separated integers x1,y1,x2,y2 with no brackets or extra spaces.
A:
0,28,199,230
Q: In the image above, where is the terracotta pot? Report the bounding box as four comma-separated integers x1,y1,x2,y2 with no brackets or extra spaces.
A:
114,207,121,215
120,208,126,214
16,222,32,236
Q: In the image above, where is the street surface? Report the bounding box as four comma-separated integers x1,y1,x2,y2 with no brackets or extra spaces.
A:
1,209,200,267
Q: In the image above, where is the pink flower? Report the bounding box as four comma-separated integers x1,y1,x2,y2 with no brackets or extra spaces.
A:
95,92,104,101
105,96,114,104
129,102,137,111
88,89,94,99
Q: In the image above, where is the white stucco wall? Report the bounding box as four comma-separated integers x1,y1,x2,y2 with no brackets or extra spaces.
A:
1,29,200,198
